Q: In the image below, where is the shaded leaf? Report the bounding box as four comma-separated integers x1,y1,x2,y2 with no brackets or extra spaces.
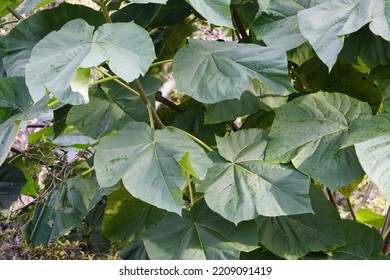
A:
0,164,26,209
102,185,165,241
256,186,345,259
111,2,162,28
331,220,384,259
23,178,98,246
173,40,293,104
197,129,312,224
94,122,213,214
120,240,149,260
266,91,371,190
26,19,156,104
142,200,258,260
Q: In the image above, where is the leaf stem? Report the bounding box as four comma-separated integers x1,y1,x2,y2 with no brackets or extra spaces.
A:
94,67,140,97
47,99,61,109
168,126,213,152
6,6,24,20
0,19,18,28
232,9,248,40
346,197,357,221
89,75,119,87
150,59,173,68
98,0,112,23
381,206,390,235
80,166,95,177
134,79,165,129
326,187,339,211
186,172,194,207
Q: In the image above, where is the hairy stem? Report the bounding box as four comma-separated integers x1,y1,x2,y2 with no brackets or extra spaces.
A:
134,79,165,129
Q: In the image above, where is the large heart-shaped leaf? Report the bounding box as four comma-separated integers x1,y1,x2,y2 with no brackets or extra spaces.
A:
23,178,97,246
102,185,165,242
142,200,258,260
298,0,375,70
94,122,214,214
252,0,325,51
186,0,233,28
173,40,293,104
197,129,312,224
256,186,345,259
0,77,51,166
266,91,372,190
331,220,384,260
0,164,27,209
354,134,390,202
3,3,105,77
26,18,156,104
67,76,159,139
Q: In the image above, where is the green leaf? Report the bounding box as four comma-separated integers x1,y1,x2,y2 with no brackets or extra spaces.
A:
120,240,149,260
111,2,162,28
26,19,156,104
369,0,390,41
331,220,384,260
94,122,214,214
355,208,385,228
256,186,345,259
298,0,375,70
0,164,26,209
266,91,372,190
197,129,312,224
23,178,98,246
3,3,105,77
186,0,233,28
102,185,165,242
355,134,390,202
0,77,51,166
142,200,258,260
252,0,324,51
67,76,159,139
204,91,286,124
173,40,293,104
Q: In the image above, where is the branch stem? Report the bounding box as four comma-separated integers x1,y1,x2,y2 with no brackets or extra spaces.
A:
94,67,140,97
150,59,173,68
346,197,357,221
0,19,18,28
186,172,194,207
232,9,248,40
99,0,112,23
89,75,119,87
6,6,24,20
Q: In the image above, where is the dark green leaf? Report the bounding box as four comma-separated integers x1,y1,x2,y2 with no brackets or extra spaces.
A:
256,186,345,259
331,220,384,260
94,122,213,214
266,91,372,190
23,178,98,246
120,240,149,260
197,129,312,224
173,40,293,104
0,164,26,209
102,185,165,241
142,200,258,259
111,3,162,28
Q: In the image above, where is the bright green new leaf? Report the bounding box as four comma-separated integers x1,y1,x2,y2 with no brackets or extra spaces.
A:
197,129,312,224
298,0,375,70
0,164,26,209
173,40,293,104
266,91,372,190
0,0,22,16
26,19,156,104
331,220,384,259
355,208,385,228
102,185,165,242
186,0,233,28
355,134,390,202
94,122,214,214
23,178,98,246
68,76,159,139
256,186,345,259
142,200,258,260
3,3,105,78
